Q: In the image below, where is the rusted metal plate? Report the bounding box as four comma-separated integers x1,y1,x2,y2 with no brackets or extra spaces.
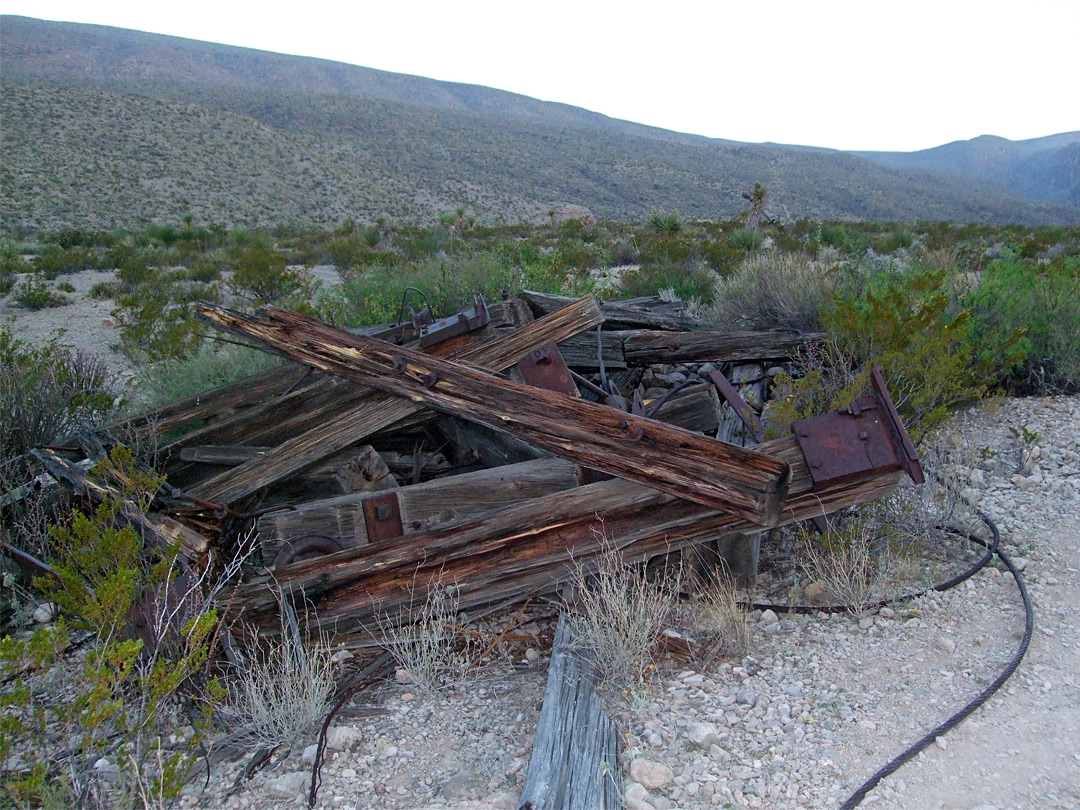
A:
418,295,490,349
791,369,924,490
361,490,404,544
793,396,902,489
516,341,580,397
705,369,764,442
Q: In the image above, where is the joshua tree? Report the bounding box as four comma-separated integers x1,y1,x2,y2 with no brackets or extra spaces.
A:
742,182,768,231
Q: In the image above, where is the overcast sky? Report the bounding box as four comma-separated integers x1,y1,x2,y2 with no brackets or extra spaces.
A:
2,0,1077,152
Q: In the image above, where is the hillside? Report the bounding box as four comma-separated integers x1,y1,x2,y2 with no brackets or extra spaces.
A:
2,15,1079,231
855,133,1080,207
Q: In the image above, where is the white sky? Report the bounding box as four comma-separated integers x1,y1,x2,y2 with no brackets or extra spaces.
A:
2,0,1078,152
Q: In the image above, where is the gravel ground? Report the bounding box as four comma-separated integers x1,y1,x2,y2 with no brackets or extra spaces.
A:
183,395,1078,810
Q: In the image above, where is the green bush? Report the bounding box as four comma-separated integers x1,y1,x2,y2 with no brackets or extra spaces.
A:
140,343,282,406
823,265,1024,438
87,280,121,300
317,252,521,328
13,274,69,309
1,448,223,807
0,327,118,465
646,207,685,236
228,248,313,305
967,255,1080,392
619,261,717,304
114,280,220,363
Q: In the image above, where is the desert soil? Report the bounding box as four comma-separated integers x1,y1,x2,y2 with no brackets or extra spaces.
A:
3,274,1078,810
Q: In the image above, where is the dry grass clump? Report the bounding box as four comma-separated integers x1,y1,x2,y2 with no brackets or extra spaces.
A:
563,539,682,689
688,568,753,659
376,584,480,693
707,251,836,332
221,600,336,750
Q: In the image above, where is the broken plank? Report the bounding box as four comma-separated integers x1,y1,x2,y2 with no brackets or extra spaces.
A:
187,296,605,505
623,330,823,366
555,331,626,371
518,615,620,810
521,290,697,331
29,448,209,558
229,441,901,634
107,362,308,441
195,304,791,526
648,383,722,434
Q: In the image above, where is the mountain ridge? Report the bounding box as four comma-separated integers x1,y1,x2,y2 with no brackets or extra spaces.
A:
2,15,1078,230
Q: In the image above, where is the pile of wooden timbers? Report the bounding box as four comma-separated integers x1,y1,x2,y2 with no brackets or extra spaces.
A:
16,290,927,808
23,290,923,649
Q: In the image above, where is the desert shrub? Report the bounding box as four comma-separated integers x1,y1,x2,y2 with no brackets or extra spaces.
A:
967,254,1080,393
114,279,220,363
54,281,75,293
707,252,835,331
177,259,223,283
228,227,272,251
874,228,916,254
0,276,13,298
32,246,108,278
87,280,121,300
564,538,682,692
1,448,231,808
611,240,639,266
0,328,119,557
763,340,862,438
818,224,848,248
726,226,765,253
140,342,281,406
646,207,685,236
823,265,1024,439
317,252,520,328
228,248,313,305
685,567,752,659
12,274,69,309
220,599,335,749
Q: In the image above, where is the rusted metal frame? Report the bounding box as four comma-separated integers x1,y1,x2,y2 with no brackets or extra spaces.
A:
195,303,793,526
417,295,490,348
705,368,764,442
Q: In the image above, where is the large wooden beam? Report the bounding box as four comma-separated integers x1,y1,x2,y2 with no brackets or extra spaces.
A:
195,303,791,525
188,296,606,505
256,458,582,559
227,435,901,634
623,330,823,366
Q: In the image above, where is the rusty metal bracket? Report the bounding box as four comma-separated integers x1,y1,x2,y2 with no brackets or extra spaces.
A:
517,341,580,397
705,369,764,442
361,490,404,544
791,367,924,490
417,295,490,349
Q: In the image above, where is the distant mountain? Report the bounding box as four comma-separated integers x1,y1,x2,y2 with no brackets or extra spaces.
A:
2,15,1078,232
855,133,1080,207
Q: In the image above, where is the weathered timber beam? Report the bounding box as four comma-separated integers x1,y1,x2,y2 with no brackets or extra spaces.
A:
106,362,308,441
648,383,722,434
256,458,582,558
623,330,824,366
518,615,620,810
521,290,697,331
555,331,626,371
228,437,901,632
188,296,606,505
195,304,791,525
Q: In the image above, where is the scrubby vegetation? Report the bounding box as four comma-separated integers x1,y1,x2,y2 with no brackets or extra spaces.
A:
2,208,1079,805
